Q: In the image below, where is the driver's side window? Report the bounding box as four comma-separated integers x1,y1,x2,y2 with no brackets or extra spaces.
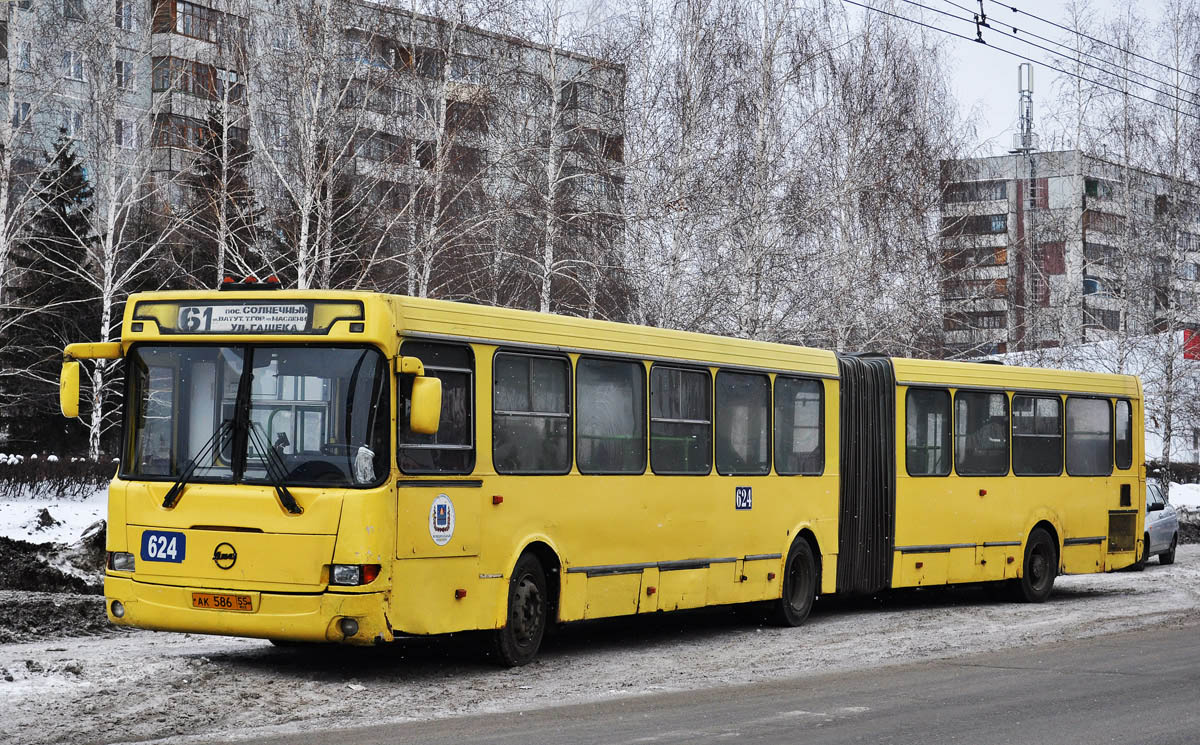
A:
398,341,475,475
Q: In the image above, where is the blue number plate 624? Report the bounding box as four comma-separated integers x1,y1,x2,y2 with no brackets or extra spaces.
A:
140,530,186,563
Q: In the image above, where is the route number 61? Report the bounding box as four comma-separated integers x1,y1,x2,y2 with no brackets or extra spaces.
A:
179,306,214,332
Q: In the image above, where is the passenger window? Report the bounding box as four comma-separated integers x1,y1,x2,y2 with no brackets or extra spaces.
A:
1012,395,1062,476
576,358,645,474
650,366,711,474
493,352,571,474
906,388,951,476
715,371,770,475
955,391,1009,476
1115,399,1133,470
398,341,475,475
774,377,823,475
1065,397,1112,476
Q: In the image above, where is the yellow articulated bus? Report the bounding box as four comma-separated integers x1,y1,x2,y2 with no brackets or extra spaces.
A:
59,283,1145,665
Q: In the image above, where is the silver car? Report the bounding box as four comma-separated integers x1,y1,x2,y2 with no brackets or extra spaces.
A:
1145,480,1179,565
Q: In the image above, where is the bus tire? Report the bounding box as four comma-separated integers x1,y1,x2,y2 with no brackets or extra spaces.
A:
1160,534,1177,565
491,552,548,667
769,539,817,627
1131,533,1149,571
1014,527,1057,603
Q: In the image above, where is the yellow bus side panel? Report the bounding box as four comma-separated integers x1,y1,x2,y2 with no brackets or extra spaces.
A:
583,574,642,619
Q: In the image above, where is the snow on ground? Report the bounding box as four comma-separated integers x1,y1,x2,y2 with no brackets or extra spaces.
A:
1,546,1198,745
1171,482,1200,512
0,489,107,545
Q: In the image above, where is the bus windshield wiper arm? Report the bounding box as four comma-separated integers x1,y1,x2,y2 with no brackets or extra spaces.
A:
247,422,303,515
162,420,233,509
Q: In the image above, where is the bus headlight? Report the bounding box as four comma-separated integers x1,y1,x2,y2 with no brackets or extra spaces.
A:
330,564,381,586
107,552,135,572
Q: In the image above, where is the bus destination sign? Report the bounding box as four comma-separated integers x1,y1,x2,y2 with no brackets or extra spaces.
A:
177,303,310,333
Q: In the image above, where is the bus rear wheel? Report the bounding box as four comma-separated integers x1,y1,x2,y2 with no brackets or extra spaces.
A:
491,553,548,667
1013,527,1057,603
770,539,817,627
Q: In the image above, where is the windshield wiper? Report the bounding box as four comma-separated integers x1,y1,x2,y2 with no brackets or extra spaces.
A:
246,422,303,515
162,420,233,509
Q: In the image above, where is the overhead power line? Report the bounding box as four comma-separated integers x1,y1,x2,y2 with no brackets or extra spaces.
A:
943,0,1200,99
986,0,1200,84
839,0,1200,122
892,0,1199,107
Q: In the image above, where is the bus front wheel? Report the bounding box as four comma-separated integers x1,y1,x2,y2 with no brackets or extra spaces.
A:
1013,527,1057,603
491,553,548,667
770,539,817,626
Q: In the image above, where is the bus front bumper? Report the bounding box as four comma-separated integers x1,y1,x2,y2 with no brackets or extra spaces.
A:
103,576,393,645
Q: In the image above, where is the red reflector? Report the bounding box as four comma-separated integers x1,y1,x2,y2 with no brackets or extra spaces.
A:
362,564,381,584
454,589,467,599
221,276,235,284
492,495,503,505
266,275,280,284
245,275,258,283
916,561,924,569
979,488,987,496
767,572,776,581
645,586,656,596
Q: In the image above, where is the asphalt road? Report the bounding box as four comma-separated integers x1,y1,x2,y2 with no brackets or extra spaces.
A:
228,621,1200,745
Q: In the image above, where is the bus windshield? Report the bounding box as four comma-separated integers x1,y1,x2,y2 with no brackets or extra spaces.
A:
125,344,390,488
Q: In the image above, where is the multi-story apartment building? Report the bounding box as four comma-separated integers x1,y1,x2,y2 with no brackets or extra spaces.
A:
939,150,1200,357
1,0,626,305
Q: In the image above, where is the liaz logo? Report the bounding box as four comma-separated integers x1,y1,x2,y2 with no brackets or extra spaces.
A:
212,542,237,570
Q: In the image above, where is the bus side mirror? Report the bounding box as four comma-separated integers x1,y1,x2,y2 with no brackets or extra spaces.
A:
409,376,442,435
60,361,81,418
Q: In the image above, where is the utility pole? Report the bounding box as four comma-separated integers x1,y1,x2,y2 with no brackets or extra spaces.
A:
1010,63,1038,351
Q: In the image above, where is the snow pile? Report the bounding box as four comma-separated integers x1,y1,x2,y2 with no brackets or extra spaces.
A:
0,489,107,545
1171,483,1200,527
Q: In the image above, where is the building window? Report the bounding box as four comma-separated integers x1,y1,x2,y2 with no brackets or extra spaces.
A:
940,213,1007,237
215,68,243,102
12,101,31,129
171,0,243,44
64,0,84,20
270,27,297,51
449,55,484,84
116,0,135,29
267,120,288,151
115,119,137,149
943,180,1007,203
61,109,84,138
115,59,132,89
1084,178,1116,199
62,50,86,81
15,40,32,71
